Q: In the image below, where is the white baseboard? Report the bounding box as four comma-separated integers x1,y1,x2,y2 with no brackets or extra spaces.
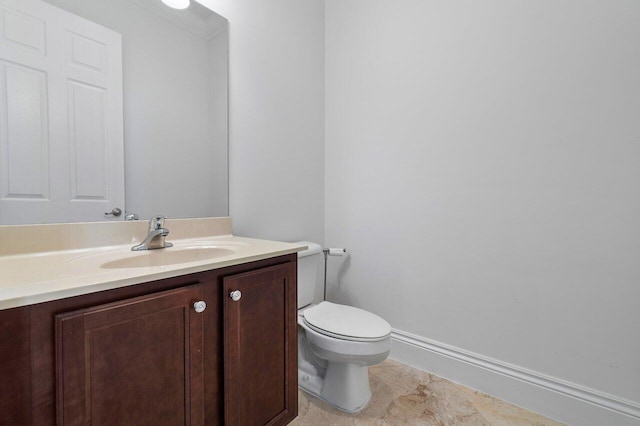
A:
390,328,640,426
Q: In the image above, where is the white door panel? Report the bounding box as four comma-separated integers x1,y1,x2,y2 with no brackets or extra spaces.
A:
0,61,49,199
0,4,47,56
0,0,124,224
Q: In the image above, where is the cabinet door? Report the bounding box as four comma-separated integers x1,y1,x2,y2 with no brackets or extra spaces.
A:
56,284,206,426
223,262,297,426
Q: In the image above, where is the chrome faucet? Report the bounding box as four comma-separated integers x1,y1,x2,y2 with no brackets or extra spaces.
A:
131,215,174,251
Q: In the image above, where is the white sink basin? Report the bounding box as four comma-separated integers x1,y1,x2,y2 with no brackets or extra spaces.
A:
100,246,236,269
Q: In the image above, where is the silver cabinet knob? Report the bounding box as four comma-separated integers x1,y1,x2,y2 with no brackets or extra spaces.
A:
229,290,242,302
193,300,207,313
105,207,122,217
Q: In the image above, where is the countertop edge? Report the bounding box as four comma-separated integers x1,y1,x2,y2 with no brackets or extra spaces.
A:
0,244,305,310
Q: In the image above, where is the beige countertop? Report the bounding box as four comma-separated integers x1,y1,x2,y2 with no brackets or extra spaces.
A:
0,218,306,310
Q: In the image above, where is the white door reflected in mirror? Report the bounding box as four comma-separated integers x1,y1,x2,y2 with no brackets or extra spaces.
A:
0,0,125,224
0,0,229,225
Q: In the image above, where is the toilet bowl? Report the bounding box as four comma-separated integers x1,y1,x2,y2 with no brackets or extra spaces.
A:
295,242,392,413
298,302,392,412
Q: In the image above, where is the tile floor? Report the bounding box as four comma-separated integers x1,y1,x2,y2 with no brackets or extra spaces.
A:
291,359,564,425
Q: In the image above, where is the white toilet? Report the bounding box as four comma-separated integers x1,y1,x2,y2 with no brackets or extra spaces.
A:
295,241,392,413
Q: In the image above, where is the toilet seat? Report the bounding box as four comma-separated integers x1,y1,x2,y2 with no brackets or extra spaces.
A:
302,302,391,342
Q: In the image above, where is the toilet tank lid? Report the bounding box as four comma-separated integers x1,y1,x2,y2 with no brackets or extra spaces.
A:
293,241,323,258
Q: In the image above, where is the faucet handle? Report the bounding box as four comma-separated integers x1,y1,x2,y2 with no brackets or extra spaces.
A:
149,215,167,230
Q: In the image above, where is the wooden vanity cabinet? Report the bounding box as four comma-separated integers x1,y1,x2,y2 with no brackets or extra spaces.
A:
56,284,207,426
223,264,298,425
0,254,298,426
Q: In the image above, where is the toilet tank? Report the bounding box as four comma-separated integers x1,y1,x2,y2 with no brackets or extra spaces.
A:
294,241,323,308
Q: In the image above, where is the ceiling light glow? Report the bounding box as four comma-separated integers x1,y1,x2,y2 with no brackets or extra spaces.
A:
161,0,190,10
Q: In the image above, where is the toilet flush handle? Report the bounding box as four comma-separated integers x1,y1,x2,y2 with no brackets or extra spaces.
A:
229,290,242,302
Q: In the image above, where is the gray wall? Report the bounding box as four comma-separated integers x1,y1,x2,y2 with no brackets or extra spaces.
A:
132,0,637,422
203,0,325,244
325,0,640,424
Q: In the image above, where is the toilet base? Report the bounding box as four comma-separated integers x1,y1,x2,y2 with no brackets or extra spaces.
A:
296,307,390,414
298,361,372,413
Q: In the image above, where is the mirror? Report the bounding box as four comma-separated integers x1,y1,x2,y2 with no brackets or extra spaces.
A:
0,0,228,224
